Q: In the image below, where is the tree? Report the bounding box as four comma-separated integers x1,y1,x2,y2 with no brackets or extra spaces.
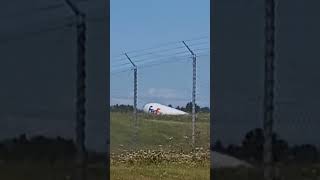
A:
18,134,28,144
291,144,318,163
241,128,264,162
213,140,224,153
240,128,289,163
200,107,210,113
272,134,289,162
226,144,242,159
185,102,200,113
110,104,134,112
0,135,77,162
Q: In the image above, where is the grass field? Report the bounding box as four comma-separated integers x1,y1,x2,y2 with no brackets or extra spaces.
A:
110,112,210,180
0,112,209,180
0,162,106,180
110,112,210,151
213,164,320,180
110,112,320,180
111,163,210,180
0,112,318,179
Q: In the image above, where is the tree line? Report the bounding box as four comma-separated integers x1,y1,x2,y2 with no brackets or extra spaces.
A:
0,134,104,164
213,128,319,164
0,134,76,163
111,102,210,113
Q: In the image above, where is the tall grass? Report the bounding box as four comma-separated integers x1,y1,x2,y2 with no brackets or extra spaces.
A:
110,112,210,179
110,112,210,152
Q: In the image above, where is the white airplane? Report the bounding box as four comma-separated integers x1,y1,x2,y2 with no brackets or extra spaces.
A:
143,103,188,115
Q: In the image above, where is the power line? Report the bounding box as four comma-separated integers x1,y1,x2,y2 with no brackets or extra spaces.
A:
122,45,187,59
111,48,190,65
0,13,110,45
1,0,89,20
0,22,75,44
111,55,190,74
183,35,209,43
113,47,208,66
111,51,192,69
193,47,210,52
188,41,210,49
127,41,208,59
111,67,133,75
137,53,209,70
134,50,191,63
111,35,209,59
111,62,132,68
137,56,191,70
133,48,209,64
114,35,208,75
86,16,108,23
113,41,209,62
2,3,66,20
111,41,209,65
111,52,209,72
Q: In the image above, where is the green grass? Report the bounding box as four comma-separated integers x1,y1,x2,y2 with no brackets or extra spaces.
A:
111,163,210,180
1,112,318,179
110,112,210,152
0,162,106,180
110,112,210,180
213,164,320,180
0,112,209,180
111,112,320,180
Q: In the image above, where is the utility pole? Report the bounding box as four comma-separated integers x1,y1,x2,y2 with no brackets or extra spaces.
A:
264,0,275,179
125,53,138,146
182,41,197,147
64,0,87,180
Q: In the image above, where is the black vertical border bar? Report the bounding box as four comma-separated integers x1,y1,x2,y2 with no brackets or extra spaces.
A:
104,0,110,179
210,0,214,179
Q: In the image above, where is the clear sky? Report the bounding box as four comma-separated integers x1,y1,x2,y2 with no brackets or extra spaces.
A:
110,0,210,108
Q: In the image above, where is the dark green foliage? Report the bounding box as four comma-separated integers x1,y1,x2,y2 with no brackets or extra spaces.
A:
241,128,264,162
111,103,210,113
110,104,134,112
199,107,210,113
213,140,224,153
0,134,76,163
216,128,317,164
291,144,319,163
178,102,200,113
175,102,209,113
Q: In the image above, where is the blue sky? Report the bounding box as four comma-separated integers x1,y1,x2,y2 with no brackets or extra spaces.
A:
111,0,210,108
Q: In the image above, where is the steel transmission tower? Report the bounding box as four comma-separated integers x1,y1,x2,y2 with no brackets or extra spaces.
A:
263,0,276,179
182,41,197,147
